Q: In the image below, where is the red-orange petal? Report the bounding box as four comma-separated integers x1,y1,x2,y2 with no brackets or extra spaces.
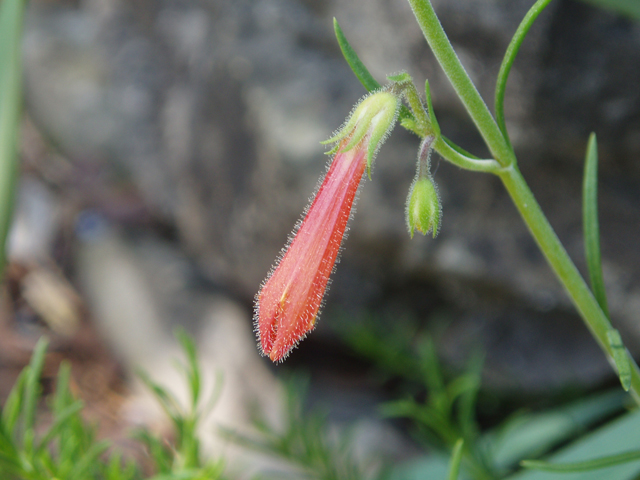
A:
255,142,367,361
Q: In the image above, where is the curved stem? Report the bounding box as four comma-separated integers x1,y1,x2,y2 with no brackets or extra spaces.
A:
434,137,500,173
498,165,640,405
406,0,515,167
495,0,555,149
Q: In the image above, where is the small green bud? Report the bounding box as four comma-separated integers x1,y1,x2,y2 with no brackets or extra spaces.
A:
406,176,441,238
322,90,399,177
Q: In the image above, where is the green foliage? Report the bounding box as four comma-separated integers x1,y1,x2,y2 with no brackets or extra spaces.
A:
137,329,225,479
448,439,465,480
0,337,135,480
0,0,25,277
0,334,225,480
222,377,366,480
515,409,640,479
579,0,640,21
494,0,554,150
582,133,609,318
338,316,630,480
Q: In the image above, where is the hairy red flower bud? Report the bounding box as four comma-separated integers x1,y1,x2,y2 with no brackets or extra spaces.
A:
255,91,398,362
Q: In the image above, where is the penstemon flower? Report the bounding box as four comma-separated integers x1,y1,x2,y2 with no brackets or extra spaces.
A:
255,91,399,362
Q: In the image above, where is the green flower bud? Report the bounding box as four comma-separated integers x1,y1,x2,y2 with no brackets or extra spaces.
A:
406,175,441,238
322,90,399,177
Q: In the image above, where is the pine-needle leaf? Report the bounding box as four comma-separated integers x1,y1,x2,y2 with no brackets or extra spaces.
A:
579,0,640,21
521,450,640,472
494,0,555,148
607,329,631,392
333,18,381,92
582,133,609,317
447,439,465,480
22,337,49,436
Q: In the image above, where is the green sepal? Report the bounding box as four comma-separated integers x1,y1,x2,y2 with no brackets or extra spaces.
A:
343,115,370,152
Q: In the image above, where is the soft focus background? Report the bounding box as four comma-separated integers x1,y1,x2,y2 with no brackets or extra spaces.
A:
2,0,640,473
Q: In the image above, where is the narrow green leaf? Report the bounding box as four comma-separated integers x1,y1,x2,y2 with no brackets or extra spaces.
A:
22,337,49,436
521,450,640,473
425,80,441,136
2,367,27,434
582,133,609,317
36,401,84,453
0,0,26,278
488,389,624,471
68,440,110,480
137,368,182,421
334,18,381,92
175,328,201,408
53,362,73,414
607,329,631,392
579,0,640,21
494,0,555,148
333,17,417,135
447,439,465,480
509,409,640,480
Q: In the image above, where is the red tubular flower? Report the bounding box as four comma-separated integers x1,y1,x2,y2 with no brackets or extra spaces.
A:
255,91,399,362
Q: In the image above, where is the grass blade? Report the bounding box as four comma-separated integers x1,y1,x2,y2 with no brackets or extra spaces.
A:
0,0,26,278
447,439,465,480
521,450,640,473
21,337,49,438
579,0,640,21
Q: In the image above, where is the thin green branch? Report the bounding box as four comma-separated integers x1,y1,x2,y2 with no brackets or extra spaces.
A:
406,0,515,167
495,0,555,149
434,136,500,173
498,165,640,404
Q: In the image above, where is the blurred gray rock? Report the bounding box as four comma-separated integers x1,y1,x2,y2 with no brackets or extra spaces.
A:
74,220,287,472
22,0,640,391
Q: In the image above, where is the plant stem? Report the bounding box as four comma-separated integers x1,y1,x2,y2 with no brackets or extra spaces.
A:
0,0,25,279
408,0,640,405
498,164,640,405
406,0,515,167
433,137,499,173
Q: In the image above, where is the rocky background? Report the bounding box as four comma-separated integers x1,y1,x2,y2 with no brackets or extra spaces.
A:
4,0,640,470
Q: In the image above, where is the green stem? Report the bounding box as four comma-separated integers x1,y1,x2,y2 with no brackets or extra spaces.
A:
0,0,25,279
494,0,555,149
433,137,499,173
498,164,640,405
406,0,515,167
